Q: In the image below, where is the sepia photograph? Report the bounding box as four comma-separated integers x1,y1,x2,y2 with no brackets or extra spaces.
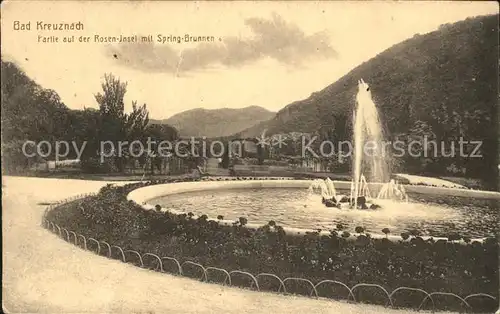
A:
2,1,499,313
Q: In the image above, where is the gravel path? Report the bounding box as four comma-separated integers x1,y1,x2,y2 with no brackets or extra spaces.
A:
3,176,423,313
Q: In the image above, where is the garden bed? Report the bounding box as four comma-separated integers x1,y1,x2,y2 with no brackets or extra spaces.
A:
44,177,499,312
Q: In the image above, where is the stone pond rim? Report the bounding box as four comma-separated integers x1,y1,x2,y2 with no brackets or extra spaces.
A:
126,178,500,243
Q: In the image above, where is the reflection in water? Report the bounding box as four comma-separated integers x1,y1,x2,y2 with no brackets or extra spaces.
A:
151,188,499,238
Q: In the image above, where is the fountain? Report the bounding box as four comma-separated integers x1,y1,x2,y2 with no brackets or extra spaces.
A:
138,73,500,231
311,79,408,209
134,78,499,239
377,179,409,202
309,178,336,199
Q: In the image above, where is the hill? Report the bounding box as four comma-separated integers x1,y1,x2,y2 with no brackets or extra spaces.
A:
1,60,71,143
151,106,275,138
236,14,499,189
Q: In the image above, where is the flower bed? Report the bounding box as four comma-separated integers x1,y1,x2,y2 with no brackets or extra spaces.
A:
45,177,499,312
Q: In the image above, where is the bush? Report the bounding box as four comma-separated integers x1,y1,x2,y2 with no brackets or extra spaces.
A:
81,157,114,173
355,226,365,234
382,228,390,237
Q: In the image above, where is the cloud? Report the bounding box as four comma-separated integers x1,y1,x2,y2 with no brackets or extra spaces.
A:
108,14,337,74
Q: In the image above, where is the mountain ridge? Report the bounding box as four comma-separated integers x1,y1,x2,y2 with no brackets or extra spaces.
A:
236,14,499,139
151,105,275,138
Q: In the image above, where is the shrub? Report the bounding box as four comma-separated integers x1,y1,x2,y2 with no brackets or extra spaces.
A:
448,233,461,242
401,232,410,241
80,157,112,173
238,217,248,226
341,231,351,238
355,226,365,234
382,228,390,237
355,234,370,247
409,229,422,238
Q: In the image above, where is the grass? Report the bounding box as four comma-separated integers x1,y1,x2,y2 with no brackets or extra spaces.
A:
438,176,484,190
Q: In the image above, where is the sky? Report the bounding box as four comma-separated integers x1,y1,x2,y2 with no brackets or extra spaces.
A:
2,1,498,119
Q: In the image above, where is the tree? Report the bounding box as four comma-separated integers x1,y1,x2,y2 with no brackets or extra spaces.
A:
126,101,150,141
142,124,179,174
1,61,71,145
144,124,178,142
94,74,127,171
221,141,230,169
1,60,73,172
394,120,437,175
95,73,127,120
1,140,36,173
93,73,150,172
256,140,266,165
73,109,103,172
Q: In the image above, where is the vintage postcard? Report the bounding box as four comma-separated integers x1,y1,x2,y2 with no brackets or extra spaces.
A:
2,1,499,313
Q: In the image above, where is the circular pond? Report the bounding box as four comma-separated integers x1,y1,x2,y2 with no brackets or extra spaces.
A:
151,187,499,238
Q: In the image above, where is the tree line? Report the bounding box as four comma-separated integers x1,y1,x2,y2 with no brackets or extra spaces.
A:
1,60,179,174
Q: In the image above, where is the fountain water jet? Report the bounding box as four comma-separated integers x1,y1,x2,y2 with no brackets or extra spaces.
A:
377,179,409,202
309,178,337,199
309,79,408,209
351,79,389,208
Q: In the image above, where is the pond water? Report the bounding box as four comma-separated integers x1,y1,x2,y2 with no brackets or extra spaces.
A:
151,188,499,238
